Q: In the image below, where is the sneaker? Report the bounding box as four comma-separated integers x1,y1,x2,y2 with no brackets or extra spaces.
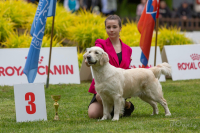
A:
110,102,135,117
123,101,135,117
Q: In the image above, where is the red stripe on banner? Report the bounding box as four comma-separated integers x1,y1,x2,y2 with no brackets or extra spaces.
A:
156,0,160,18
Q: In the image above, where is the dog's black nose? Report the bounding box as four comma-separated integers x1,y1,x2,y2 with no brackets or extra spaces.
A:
87,55,91,60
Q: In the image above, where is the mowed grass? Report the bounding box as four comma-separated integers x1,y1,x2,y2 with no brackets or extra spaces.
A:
0,79,200,133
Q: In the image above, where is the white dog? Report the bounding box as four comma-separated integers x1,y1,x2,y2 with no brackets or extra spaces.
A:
84,46,171,121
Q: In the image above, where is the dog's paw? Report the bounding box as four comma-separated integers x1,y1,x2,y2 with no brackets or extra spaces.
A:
112,117,119,121
151,111,159,116
112,115,119,121
165,112,171,116
101,116,108,121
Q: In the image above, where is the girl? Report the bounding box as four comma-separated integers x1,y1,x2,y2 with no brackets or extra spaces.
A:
86,15,135,119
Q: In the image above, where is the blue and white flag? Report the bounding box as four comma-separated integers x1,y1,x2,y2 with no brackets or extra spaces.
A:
24,0,56,83
48,0,57,17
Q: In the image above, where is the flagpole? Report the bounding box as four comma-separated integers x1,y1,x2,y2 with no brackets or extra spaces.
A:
46,16,55,88
154,18,159,66
154,0,160,66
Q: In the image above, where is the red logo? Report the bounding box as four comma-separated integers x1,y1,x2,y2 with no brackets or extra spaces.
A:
0,55,74,76
177,54,200,70
0,65,74,76
190,54,200,61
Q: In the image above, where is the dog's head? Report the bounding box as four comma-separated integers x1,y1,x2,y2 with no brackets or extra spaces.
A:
83,47,109,66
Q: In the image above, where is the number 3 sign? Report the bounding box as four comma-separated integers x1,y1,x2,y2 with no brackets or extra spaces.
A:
14,83,47,122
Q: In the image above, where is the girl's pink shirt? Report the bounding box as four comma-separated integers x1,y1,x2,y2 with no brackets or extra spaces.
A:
88,38,132,94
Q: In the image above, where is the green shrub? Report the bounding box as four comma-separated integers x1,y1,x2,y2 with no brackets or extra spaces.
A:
152,26,194,50
75,10,105,25
0,0,36,29
77,52,84,69
67,23,108,51
45,4,77,40
66,10,108,51
2,31,62,48
0,17,14,42
120,21,141,47
2,31,32,48
41,36,63,47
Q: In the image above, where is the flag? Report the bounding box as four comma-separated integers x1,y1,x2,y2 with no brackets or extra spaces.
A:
156,0,160,19
137,0,158,67
30,0,57,36
24,0,57,83
47,0,57,17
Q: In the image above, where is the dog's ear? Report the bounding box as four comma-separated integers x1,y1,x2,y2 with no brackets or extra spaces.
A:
100,52,109,66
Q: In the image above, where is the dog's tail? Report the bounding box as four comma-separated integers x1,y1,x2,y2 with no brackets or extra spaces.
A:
149,62,171,79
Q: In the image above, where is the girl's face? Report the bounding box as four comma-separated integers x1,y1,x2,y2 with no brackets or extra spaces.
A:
105,20,121,39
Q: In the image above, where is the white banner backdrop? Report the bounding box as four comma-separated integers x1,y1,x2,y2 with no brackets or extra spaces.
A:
184,31,200,44
130,46,166,82
162,44,200,81
0,47,80,85
80,46,165,82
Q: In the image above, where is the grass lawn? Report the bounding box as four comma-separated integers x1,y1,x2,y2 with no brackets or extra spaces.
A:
0,79,200,133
